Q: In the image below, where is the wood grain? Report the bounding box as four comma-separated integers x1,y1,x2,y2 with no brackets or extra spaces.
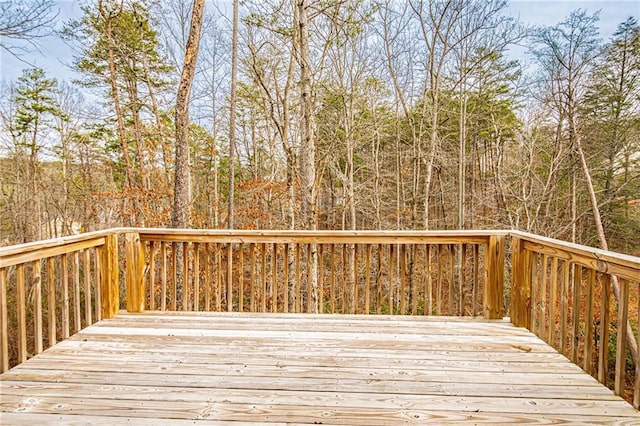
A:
2,312,638,424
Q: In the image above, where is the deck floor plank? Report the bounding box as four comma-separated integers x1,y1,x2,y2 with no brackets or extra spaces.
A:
1,312,638,424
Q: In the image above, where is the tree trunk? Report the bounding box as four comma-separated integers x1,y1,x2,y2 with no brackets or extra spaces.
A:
172,0,205,229
227,0,239,229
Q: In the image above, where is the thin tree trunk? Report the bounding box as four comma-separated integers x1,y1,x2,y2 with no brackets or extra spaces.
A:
227,0,238,229
172,0,205,229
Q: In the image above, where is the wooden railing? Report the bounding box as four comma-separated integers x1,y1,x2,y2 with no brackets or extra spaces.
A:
2,227,639,407
129,229,506,317
511,231,640,407
0,230,118,373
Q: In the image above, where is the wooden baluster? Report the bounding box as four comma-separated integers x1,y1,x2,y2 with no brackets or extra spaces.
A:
33,259,43,354
560,260,570,356
238,244,244,312
318,244,324,313
1,267,8,372
353,244,358,314
330,244,336,314
376,245,382,315
598,274,610,385
448,245,454,315
584,268,595,375
62,254,70,339
260,244,267,313
472,245,478,316
459,244,466,316
17,263,26,363
436,245,442,316
307,244,313,314
548,257,558,345
193,243,200,311
539,255,549,340
272,243,278,313
47,257,56,344
183,242,190,311
249,243,256,312
83,250,92,326
341,244,347,314
365,244,371,315
171,242,177,311
296,244,301,313
389,244,395,315
216,243,222,311
400,244,406,315
93,249,101,321
426,244,432,316
204,244,211,311
161,242,167,311
73,252,81,332
149,241,156,311
227,243,233,312
571,265,582,363
615,278,629,396
283,244,290,313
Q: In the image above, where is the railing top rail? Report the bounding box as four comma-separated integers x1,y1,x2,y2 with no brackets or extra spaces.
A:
0,229,119,269
510,230,640,281
135,228,509,244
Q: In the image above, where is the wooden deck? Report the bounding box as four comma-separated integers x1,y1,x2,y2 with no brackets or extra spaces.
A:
1,312,639,425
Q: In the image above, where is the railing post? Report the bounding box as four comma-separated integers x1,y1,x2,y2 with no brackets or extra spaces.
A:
100,233,119,319
510,236,532,328
125,232,146,313
484,234,505,319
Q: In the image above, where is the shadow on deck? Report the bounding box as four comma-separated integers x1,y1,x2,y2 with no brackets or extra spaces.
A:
1,312,638,425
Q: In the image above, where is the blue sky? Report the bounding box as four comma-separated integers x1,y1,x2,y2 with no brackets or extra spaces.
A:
0,0,638,84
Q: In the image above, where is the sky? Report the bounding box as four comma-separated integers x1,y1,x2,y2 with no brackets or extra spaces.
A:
0,0,638,84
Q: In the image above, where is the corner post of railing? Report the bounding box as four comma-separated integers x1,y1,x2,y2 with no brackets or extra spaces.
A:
484,233,505,319
510,235,532,328
125,231,146,313
100,232,120,319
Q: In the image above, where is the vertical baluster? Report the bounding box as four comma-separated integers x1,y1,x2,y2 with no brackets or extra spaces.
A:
205,243,212,311
296,244,301,313
318,244,324,313
376,245,382,315
341,244,347,313
47,257,56,344
261,243,267,313
33,260,43,354
283,244,289,313
83,250,92,326
365,244,371,315
615,278,629,396
149,241,156,311
539,255,549,340
183,243,190,311
436,245,442,316
307,243,313,314
94,249,101,321
400,244,406,315
448,245,454,315
62,254,69,339
73,252,81,332
1,268,9,372
426,245,432,316
249,243,255,312
171,242,177,311
216,243,222,311
459,244,466,316
598,274,610,385
584,268,595,375
227,243,233,312
161,242,167,311
548,257,558,346
17,263,27,363
389,244,395,314
330,244,336,314
352,244,358,314
193,243,200,311
238,244,244,312
560,260,570,356
472,245,478,316
272,243,278,313
571,265,582,363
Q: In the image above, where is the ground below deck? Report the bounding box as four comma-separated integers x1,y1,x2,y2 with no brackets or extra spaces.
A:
1,312,639,425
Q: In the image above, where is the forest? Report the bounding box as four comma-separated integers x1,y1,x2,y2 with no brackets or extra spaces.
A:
0,0,638,256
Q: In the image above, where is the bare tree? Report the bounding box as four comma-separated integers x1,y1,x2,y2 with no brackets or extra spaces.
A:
172,0,205,229
0,0,57,58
